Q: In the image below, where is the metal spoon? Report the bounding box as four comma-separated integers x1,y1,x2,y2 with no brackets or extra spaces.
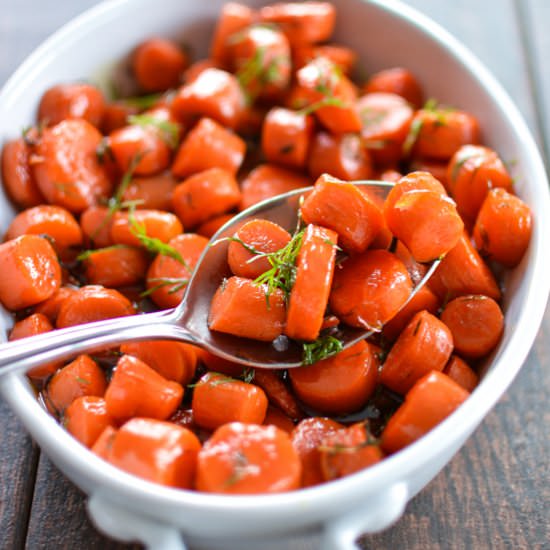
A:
0,180,440,376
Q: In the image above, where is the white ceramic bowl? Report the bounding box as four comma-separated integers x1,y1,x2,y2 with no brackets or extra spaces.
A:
1,1,549,549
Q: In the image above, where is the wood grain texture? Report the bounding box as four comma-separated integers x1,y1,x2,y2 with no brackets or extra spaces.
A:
0,0,548,549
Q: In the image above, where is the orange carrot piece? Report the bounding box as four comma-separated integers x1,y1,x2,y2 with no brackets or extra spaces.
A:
252,369,303,421
105,418,201,488
409,158,449,192
110,209,183,247
33,286,77,324
192,372,268,430
120,340,198,385
440,295,504,359
171,68,246,130
357,92,414,166
319,422,383,481
209,276,286,342
289,340,379,414
263,406,295,434
197,214,234,239
363,67,423,108
307,132,373,181
473,188,532,267
380,310,454,395
121,172,178,211
239,164,310,210
91,425,118,460
0,235,61,311
196,422,301,494
100,101,140,134
37,83,105,127
291,417,343,487
172,167,241,228
381,371,469,454
64,396,115,448
300,174,383,254
227,219,291,279
293,44,357,75
1,138,44,208
330,249,412,331
45,355,107,415
105,354,183,422
146,233,208,308
285,224,338,341
32,119,112,213
261,107,314,169
443,355,479,393
56,285,135,328
80,205,114,248
171,117,246,178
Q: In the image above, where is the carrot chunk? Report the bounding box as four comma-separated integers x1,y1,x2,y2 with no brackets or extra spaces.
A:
363,67,423,108
64,396,115,448
443,355,479,393
110,209,183,247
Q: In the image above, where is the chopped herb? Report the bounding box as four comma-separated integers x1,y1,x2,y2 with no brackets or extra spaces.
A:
75,376,90,385
224,450,250,487
423,98,439,111
96,137,114,164
450,147,481,182
280,144,295,154
140,277,189,297
360,107,386,127
128,113,180,148
402,116,424,156
302,335,344,365
241,367,255,384
120,92,164,110
77,244,129,262
297,96,345,116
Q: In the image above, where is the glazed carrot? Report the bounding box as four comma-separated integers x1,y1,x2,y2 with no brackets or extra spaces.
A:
440,295,504,359
91,425,117,460
171,117,246,178
384,171,447,212
210,2,255,67
307,132,373,181
473,188,532,267
172,167,241,228
261,108,314,169
5,205,82,254
259,2,336,46
0,235,61,311
427,231,501,301
319,422,383,481
64,396,114,448
192,372,268,430
1,138,44,208
110,209,183,247
380,310,454,395
293,44,357,75
443,355,479,393
239,164,310,210
300,175,383,254
393,240,428,286
100,101,140,134
447,145,514,223
105,418,201,488
382,285,440,342
357,92,414,166
121,172,177,211
45,355,107,415
196,422,301,494
227,219,291,279
184,59,221,84
105,354,184,422
291,417,343,487
252,369,303,421
289,340,379,414
363,68,423,108
263,406,295,434
108,123,172,176
408,107,480,160
120,340,198,385
285,224,338,341
33,286,77,324
295,57,361,134
209,276,286,342
81,245,149,287
37,83,105,127
146,233,208,308
132,37,188,92
236,104,268,137
56,285,135,328
384,189,464,263
229,24,291,102
9,313,61,380
381,371,469,454
32,119,112,213
197,214,234,239
172,68,246,130
409,158,449,191
80,206,114,248
329,249,412,331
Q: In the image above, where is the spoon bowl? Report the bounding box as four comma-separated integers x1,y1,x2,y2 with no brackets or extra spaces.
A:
0,180,440,376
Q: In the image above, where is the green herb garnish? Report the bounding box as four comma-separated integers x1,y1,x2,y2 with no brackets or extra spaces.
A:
302,335,344,365
128,114,180,148
76,244,129,262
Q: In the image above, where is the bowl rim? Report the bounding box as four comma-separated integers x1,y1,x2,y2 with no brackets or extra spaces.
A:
1,0,549,520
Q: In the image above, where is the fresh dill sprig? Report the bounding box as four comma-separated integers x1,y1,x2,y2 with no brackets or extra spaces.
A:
120,93,164,110
76,244,129,262
140,277,190,298
302,334,344,365
297,96,345,116
128,113,180,148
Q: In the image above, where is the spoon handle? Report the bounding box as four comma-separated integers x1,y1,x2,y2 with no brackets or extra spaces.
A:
0,311,197,378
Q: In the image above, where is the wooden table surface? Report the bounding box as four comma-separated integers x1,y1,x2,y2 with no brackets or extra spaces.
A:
1,1,549,548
